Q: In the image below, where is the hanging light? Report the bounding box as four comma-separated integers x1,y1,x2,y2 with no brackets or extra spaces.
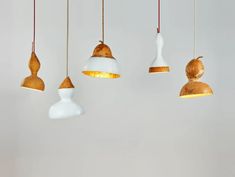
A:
82,0,120,79
49,0,83,119
149,0,170,73
21,0,45,91
179,0,213,98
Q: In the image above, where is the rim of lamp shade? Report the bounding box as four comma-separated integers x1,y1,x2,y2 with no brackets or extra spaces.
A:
149,32,170,74
179,57,213,98
21,0,45,91
21,52,45,91
82,43,121,79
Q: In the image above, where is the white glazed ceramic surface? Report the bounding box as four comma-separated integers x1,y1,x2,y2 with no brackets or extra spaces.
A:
49,88,83,119
150,33,169,67
83,57,120,75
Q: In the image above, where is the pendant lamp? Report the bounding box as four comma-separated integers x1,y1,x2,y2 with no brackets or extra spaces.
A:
149,0,170,73
21,0,45,91
82,0,120,79
179,0,213,98
49,0,83,119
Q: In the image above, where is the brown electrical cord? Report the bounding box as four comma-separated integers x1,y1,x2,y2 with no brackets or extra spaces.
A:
66,0,69,77
32,0,36,52
101,0,105,43
193,0,196,58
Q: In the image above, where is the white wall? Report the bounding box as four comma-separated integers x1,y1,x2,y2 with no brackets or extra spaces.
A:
1,0,235,177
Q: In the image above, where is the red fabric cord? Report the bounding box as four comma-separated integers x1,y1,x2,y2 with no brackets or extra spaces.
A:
157,0,160,33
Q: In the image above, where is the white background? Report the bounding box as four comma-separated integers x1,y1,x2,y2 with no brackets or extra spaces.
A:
0,0,235,177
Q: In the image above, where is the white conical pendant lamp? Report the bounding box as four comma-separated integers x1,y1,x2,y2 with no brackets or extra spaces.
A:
82,0,120,79
149,0,170,73
179,0,213,98
49,0,83,119
21,0,45,91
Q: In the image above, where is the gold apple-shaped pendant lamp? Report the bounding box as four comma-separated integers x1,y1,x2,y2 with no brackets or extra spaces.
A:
180,56,213,98
179,0,213,98
149,0,170,73
49,0,83,119
82,0,120,79
21,0,45,91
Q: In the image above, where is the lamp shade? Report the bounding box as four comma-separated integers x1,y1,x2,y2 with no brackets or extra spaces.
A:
149,33,170,73
179,57,213,98
82,43,120,79
49,77,83,119
21,52,45,91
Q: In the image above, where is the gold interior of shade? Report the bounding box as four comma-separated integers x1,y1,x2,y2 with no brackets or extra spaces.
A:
82,71,120,79
21,52,45,91
59,76,74,89
180,93,213,98
149,66,170,73
92,43,115,59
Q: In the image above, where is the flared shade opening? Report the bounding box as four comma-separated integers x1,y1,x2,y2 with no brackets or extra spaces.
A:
149,66,170,73
82,57,120,79
180,81,213,98
49,88,83,119
21,75,45,91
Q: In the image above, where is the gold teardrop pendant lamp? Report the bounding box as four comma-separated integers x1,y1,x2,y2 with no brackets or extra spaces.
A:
82,0,121,79
21,0,45,91
179,0,213,98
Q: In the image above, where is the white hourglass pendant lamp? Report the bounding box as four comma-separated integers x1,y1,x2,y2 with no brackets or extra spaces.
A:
82,0,120,79
21,0,45,91
49,0,83,119
149,0,170,73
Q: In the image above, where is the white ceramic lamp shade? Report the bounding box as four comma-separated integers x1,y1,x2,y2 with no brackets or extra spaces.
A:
82,43,120,79
49,88,83,119
149,33,170,73
49,77,83,119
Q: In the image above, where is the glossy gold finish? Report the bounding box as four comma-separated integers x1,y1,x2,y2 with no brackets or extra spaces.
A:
82,71,120,79
180,56,213,98
149,66,170,73
59,76,74,89
92,43,115,59
21,52,45,91
180,81,213,98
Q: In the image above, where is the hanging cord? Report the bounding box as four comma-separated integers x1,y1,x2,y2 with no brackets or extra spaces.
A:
32,0,36,52
193,0,196,58
66,0,69,77
100,0,105,43
157,0,161,33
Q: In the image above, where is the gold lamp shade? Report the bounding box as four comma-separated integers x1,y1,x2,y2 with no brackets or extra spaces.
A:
179,57,213,98
21,52,45,91
59,76,74,89
91,43,114,58
82,43,121,79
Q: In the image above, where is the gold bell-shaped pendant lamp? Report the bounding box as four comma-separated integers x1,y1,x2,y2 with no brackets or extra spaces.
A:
179,0,213,98
49,0,83,119
21,0,45,91
82,0,120,79
149,0,170,73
